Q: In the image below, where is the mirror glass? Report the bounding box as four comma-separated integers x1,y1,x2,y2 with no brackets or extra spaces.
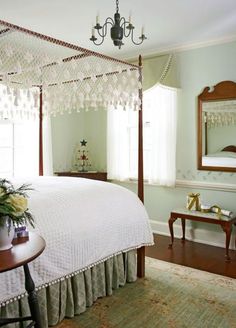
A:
202,100,236,168
198,81,236,172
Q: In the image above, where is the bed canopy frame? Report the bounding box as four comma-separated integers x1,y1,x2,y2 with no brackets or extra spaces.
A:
0,19,145,276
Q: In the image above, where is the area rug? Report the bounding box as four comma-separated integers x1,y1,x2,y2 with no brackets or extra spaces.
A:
56,257,236,328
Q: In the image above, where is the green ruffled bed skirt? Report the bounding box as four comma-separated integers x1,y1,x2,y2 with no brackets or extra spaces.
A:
0,250,137,327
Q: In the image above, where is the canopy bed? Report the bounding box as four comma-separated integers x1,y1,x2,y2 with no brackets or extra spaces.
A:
0,19,153,326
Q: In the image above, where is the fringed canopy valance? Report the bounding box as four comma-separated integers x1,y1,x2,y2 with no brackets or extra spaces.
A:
203,100,236,127
0,20,141,117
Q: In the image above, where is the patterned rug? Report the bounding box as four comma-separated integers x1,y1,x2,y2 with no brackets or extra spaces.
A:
56,257,236,328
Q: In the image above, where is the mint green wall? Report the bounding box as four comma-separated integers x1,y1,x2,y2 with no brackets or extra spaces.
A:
51,112,85,172
83,110,107,172
51,40,236,245
120,42,236,239
207,125,236,154
176,41,236,185
51,110,107,172
117,181,236,224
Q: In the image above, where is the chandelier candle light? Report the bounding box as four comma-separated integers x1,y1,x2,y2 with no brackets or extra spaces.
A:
90,0,147,49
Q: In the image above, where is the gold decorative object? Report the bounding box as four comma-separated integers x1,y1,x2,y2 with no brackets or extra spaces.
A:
186,193,201,211
200,204,211,213
210,205,222,219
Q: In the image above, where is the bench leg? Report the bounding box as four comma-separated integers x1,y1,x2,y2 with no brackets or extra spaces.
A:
220,224,232,262
181,219,186,242
168,216,177,248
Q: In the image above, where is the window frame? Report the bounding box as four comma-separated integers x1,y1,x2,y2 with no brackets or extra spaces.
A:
0,118,39,177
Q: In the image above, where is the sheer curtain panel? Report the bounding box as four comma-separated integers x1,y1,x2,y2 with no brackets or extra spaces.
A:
107,84,178,186
145,84,177,186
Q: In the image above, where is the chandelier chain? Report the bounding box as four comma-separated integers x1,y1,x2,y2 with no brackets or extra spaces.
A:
116,0,119,13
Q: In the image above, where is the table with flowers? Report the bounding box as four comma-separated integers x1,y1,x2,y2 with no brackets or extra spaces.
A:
0,179,45,327
0,232,45,327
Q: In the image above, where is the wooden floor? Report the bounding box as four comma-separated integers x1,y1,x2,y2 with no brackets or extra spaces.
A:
146,234,236,279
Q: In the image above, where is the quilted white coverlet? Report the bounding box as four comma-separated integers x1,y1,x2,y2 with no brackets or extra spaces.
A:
0,176,153,305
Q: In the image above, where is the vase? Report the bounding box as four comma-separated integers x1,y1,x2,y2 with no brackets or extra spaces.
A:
0,216,14,251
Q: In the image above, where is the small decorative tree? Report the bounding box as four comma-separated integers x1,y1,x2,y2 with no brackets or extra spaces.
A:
75,139,91,172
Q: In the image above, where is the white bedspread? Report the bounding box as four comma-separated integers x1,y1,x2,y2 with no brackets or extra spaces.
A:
202,151,236,167
202,155,236,167
0,176,153,305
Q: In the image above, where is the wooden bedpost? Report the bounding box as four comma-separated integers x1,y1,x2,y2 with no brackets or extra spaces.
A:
137,55,145,278
138,62,144,202
204,113,208,155
39,86,43,176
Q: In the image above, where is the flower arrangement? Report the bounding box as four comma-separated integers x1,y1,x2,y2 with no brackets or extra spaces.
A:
0,179,34,229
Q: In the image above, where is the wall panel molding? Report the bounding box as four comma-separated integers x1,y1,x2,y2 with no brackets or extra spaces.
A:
120,179,236,192
176,179,236,192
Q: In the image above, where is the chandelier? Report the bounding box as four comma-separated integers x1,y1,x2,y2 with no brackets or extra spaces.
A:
90,0,147,49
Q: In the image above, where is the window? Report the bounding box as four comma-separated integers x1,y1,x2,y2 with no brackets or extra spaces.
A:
0,84,40,177
107,84,178,186
0,119,39,177
0,122,13,176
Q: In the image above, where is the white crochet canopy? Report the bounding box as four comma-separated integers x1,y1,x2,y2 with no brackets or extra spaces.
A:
0,20,141,118
203,100,236,128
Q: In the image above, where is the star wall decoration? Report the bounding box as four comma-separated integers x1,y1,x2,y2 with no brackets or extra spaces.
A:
80,139,87,146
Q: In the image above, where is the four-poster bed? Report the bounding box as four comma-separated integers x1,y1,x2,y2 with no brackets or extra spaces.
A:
0,19,152,325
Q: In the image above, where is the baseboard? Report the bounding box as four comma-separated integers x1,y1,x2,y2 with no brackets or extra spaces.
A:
150,219,236,250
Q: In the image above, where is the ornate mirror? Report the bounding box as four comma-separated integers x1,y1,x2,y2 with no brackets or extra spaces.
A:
198,81,236,172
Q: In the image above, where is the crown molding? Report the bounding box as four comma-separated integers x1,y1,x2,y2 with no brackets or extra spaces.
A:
123,34,236,62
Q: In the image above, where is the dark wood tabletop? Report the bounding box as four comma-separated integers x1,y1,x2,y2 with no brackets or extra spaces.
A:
55,171,107,181
0,232,46,273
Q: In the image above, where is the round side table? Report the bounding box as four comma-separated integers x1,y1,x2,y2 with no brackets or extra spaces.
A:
0,232,46,328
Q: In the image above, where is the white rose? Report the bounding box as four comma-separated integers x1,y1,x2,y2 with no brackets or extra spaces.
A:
8,194,28,216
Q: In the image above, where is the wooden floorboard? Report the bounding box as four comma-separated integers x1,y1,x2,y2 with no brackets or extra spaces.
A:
146,234,236,279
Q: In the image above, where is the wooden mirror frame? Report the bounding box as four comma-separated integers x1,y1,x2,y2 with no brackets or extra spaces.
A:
198,80,236,172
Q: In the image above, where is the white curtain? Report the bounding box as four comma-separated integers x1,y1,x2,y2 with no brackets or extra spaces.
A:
0,84,53,177
145,84,177,186
13,120,39,177
43,115,53,176
107,84,178,186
